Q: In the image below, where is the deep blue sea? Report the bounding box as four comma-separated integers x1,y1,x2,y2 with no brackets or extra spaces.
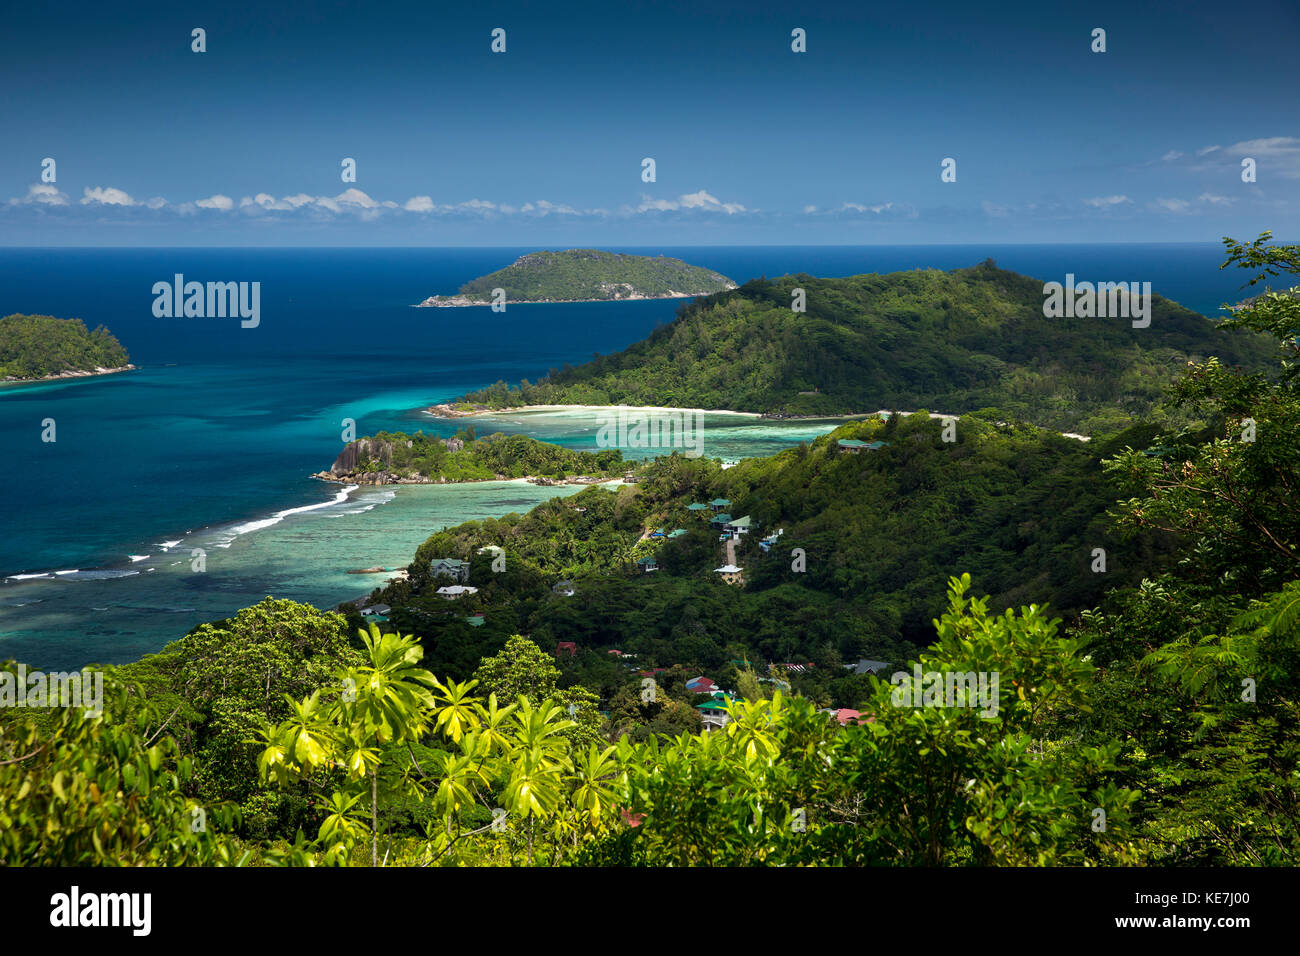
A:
0,244,1254,668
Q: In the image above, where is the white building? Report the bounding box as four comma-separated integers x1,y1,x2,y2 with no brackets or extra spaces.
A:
436,585,479,600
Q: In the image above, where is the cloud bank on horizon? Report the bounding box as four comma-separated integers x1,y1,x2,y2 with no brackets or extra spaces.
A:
1,0,1297,245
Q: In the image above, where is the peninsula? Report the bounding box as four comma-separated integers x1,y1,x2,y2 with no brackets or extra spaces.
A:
0,314,135,384
445,260,1275,435
415,249,736,307
312,429,631,485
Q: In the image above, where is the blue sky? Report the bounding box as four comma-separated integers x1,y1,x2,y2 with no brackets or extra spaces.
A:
2,0,1297,245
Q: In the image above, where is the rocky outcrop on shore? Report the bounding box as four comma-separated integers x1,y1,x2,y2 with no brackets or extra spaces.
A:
425,403,492,418
311,469,439,485
2,364,138,384
313,437,438,485
329,438,394,475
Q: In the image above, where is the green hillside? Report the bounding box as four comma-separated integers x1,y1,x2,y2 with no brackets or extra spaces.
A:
0,313,131,381
460,260,1274,434
374,412,1173,679
425,249,736,303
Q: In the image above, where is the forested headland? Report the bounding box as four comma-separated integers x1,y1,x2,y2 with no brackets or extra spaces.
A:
459,260,1274,435
315,428,629,484
0,313,132,382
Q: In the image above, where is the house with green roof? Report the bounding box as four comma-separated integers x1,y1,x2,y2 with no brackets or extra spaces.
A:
635,556,659,573
709,498,731,511
726,515,753,535
687,502,710,512
429,557,470,583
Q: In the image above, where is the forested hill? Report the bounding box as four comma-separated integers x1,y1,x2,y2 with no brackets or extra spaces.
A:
417,249,736,305
381,411,1175,679
459,260,1274,435
0,314,132,381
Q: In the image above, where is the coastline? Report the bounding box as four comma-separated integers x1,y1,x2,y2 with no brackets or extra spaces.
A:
414,289,730,308
424,402,766,419
311,470,626,488
420,402,1092,439
0,364,137,387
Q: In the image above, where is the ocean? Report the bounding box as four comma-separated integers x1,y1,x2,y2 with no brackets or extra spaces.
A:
0,244,1252,668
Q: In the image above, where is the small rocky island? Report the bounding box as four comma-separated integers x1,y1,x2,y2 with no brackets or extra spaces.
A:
1,314,135,383
415,249,736,307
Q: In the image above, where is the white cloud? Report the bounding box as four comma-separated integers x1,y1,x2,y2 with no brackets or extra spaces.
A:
1197,144,1221,156
9,183,70,206
1082,195,1131,208
1161,150,1184,162
5,183,724,223
335,188,378,208
634,190,747,215
245,193,293,210
1197,192,1234,205
1226,135,1300,157
532,199,579,215
1224,136,1300,177
81,186,135,206
195,194,233,211
1152,197,1191,213
636,196,677,212
803,200,915,220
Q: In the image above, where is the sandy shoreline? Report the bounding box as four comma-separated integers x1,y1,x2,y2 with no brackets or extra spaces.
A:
416,294,694,308
313,472,627,488
414,289,730,308
0,364,137,387
421,402,1091,440
425,402,765,419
